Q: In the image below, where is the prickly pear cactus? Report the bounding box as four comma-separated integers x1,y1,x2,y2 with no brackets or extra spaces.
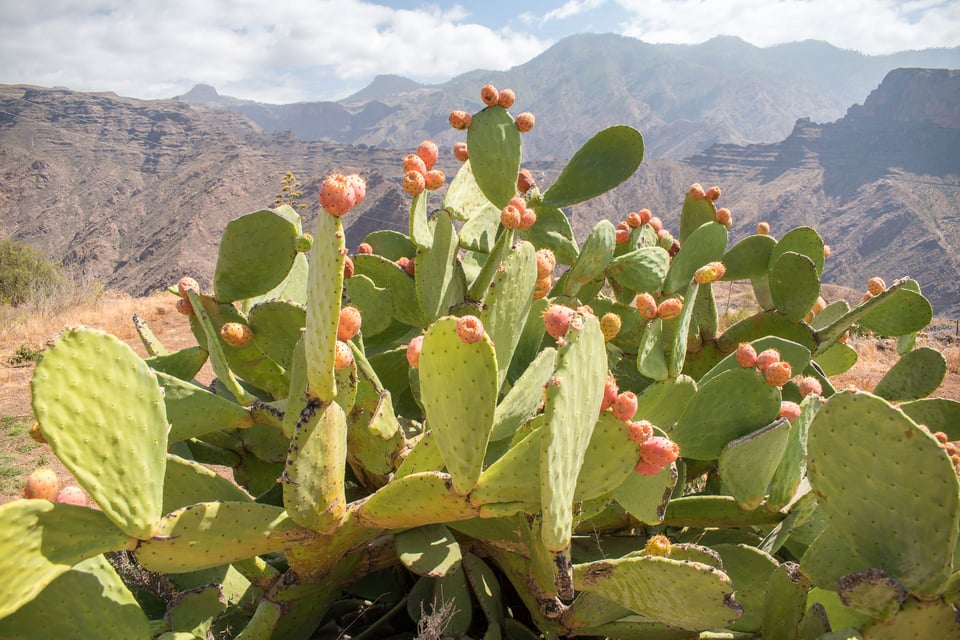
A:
2,83,956,640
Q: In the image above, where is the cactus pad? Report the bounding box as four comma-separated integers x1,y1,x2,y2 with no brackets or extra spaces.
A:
719,418,791,510
214,209,299,303
541,126,644,208
872,346,947,401
395,523,463,577
466,106,521,208
304,212,345,402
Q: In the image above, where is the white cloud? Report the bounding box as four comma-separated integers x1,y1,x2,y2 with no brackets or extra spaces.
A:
543,0,609,22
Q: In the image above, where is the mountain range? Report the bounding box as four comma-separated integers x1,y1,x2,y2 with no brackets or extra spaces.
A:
0,35,958,318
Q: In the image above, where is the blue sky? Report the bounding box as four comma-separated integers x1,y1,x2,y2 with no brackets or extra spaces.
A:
1,0,957,103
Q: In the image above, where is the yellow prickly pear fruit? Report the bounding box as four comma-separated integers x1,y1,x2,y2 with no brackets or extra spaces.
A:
867,277,886,296
645,534,672,557
24,468,60,500
220,322,253,348
756,221,770,235
693,261,726,284
600,312,621,341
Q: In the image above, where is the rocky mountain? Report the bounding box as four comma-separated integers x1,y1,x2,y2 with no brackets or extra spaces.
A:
1,67,958,319
179,34,960,160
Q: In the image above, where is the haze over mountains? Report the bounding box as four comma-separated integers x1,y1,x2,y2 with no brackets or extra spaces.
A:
1,35,958,317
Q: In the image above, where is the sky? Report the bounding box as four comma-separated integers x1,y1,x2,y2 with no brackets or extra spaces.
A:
1,0,958,104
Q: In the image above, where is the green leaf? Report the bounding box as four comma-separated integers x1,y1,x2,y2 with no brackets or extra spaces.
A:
542,126,644,208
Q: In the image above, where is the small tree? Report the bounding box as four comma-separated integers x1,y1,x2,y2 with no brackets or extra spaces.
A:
0,238,66,306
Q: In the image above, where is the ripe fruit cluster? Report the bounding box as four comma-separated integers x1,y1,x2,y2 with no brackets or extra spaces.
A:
500,195,537,230
320,173,366,217
735,344,793,387
402,141,445,196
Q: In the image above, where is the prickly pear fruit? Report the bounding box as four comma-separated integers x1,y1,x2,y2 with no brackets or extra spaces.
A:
28,422,46,444
501,205,522,230
347,174,367,204
449,110,472,130
635,293,658,320
453,142,469,162
406,335,424,369
628,420,654,444
778,401,802,421
649,216,663,232
24,468,60,500
797,376,822,398
694,261,726,284
823,244,832,258
755,348,781,372
175,297,194,316
637,208,652,225
764,361,792,387
344,255,355,279
294,233,314,253
612,392,638,423
416,140,439,171
425,169,446,191
626,211,642,228
615,228,630,244
533,276,552,300
403,153,428,176
600,376,619,412
543,304,575,340
705,185,721,202
600,312,622,341
645,534,672,557
220,322,253,348
757,222,770,235
404,170,426,196
320,173,359,217
338,306,362,341
657,298,683,321
688,183,706,200
716,207,732,228
178,276,200,299
535,249,556,279
55,486,88,507
518,207,537,230
334,340,354,371
456,315,485,344
736,343,758,368
357,242,373,255
867,277,886,296
515,112,535,132
497,88,516,109
480,84,499,106
517,168,535,193
635,436,680,475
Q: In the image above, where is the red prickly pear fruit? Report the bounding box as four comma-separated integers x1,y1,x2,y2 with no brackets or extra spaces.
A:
533,275,552,300
294,233,313,253
716,207,732,228
453,141,469,162
736,343,758,368
656,298,683,320
497,88,516,109
347,174,366,204
645,534,672,557
635,436,680,475
517,168,535,193
344,255,355,279
615,228,630,244
626,211,642,228
688,183,706,200
338,306,362,341
797,376,823,398
637,208,652,225
416,140,439,171
867,277,886,296
616,221,630,233
779,400,802,421
535,248,556,279
175,297,195,316
823,244,832,258
705,185,721,202
764,361,792,387
449,110,472,130
406,335,424,368
694,261,726,284
612,391,638,422
757,221,771,235
220,322,253,348
518,207,537,230
543,304,575,340
515,112,535,132
600,376,619,412
403,257,416,277
403,153,427,176
178,276,199,299
55,486,88,507
500,204,522,230
508,195,527,211
320,173,358,216
28,422,46,444
480,84,499,106
397,256,412,275
627,420,654,444
424,169,445,191
668,239,681,257
648,216,663,232
24,468,59,500
634,292,658,320
756,348,781,372
334,340,354,371
600,312,621,341
456,315,485,344
357,242,373,255
403,170,426,196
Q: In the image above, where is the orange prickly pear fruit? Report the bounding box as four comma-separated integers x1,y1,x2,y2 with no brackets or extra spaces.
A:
705,185,721,202
320,173,358,216
634,292,658,320
694,261,726,284
334,340,354,370
480,84,499,106
543,304,575,340
453,141,469,162
615,228,630,244
535,249,556,279
612,391,638,423
497,88,516,109
406,335,424,368
715,207,732,228
656,298,683,320
456,315,485,344
500,204,522,230
344,255,355,279
403,170,426,196
55,486,89,507
867,277,886,296
517,168,535,193
533,276,552,300
416,140,439,171
338,306,362,341
515,112,535,132
736,343,758,368
24,468,60,500
449,110,472,130
797,376,822,397
756,221,770,235
357,242,373,255
518,207,537,230
220,322,253,348
424,169,445,191
764,361,792,387
403,153,427,176
600,376,619,412
688,183,706,200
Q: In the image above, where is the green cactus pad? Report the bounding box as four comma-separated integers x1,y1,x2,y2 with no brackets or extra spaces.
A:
353,254,422,327
605,246,670,294
145,346,207,381
466,226,514,302
815,342,859,376
712,543,780,632
573,555,740,630
135,502,314,573
185,291,254,406
835,568,907,621
700,336,811,387
246,300,306,370
395,523,463,577
671,367,781,460
806,588,872,634
463,553,506,632
664,281,698,377
419,315,498,495
0,554,150,639
637,318,669,382
561,220,616,298
899,398,960,440
432,566,474,636
361,229,417,261
807,391,960,597
467,106,522,209
770,227,825,278
719,418,791,510
31,327,168,539
163,454,251,514
343,275,394,340
872,346,947,402
575,413,641,501
283,400,348,533
769,252,821,323
663,221,728,294
0,501,135,619
471,427,541,508
761,562,810,640
133,312,167,356
490,346,557,441
861,596,960,639
157,372,254,442
679,191,718,244
539,314,606,551
507,297,550,384
409,190,434,250
541,126,644,208
662,495,785,528
612,464,677,524
444,159,500,222
634,376,698,432
522,203,579,265
416,210,466,324
357,471,481,528
721,234,777,281
214,209,300,303
718,309,818,354
304,212,345,402
816,281,932,350
459,205,501,253
768,395,823,510
481,241,536,386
